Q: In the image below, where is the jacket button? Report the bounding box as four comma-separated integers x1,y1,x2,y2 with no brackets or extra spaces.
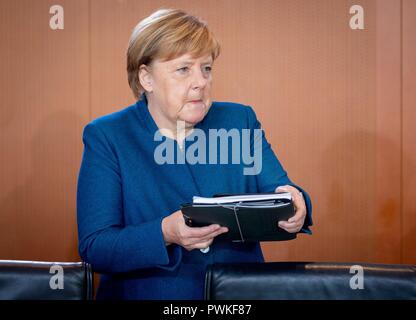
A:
200,246,210,254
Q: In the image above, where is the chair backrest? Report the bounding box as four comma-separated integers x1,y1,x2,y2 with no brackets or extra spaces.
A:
0,260,93,300
205,262,416,300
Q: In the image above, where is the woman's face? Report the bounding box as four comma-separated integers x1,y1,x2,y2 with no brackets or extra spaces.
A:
142,53,213,130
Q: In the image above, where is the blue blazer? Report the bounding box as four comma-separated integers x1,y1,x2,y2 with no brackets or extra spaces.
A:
77,97,313,299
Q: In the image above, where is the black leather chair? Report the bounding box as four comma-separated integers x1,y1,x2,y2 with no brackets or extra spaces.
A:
0,260,93,300
205,262,416,300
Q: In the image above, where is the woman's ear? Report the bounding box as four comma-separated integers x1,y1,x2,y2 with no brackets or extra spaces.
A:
138,64,153,93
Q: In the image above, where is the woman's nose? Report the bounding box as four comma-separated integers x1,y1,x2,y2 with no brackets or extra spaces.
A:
191,68,209,90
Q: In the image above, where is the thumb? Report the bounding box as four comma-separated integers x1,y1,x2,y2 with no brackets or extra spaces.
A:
275,185,289,192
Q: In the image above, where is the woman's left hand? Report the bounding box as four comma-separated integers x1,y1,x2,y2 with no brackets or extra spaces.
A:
275,185,306,233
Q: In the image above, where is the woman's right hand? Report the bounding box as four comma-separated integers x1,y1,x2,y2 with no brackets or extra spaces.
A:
161,210,228,251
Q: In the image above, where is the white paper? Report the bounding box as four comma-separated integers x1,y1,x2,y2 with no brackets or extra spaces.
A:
192,192,292,204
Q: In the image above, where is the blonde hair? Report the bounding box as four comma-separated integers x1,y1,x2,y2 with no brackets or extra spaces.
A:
127,9,221,99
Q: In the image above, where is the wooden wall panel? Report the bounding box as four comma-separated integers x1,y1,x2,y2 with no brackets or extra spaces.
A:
259,0,380,262
0,0,90,261
402,0,416,264
373,0,402,263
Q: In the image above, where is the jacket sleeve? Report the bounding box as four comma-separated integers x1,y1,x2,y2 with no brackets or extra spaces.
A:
245,106,313,234
77,122,182,273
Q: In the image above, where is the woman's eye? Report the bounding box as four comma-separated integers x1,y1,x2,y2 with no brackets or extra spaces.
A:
177,67,189,74
203,66,212,73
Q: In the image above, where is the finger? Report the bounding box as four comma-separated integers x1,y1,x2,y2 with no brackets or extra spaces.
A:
276,185,305,214
275,186,300,222
278,221,301,230
185,223,221,238
183,226,228,246
288,208,306,224
275,185,290,193
290,189,303,205
288,193,306,223
278,221,301,232
276,185,302,202
291,198,305,214
187,227,228,244
206,226,228,238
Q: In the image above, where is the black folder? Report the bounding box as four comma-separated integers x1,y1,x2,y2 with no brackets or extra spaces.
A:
180,193,297,242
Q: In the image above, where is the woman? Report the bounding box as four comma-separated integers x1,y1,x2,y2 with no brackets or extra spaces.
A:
77,8,313,300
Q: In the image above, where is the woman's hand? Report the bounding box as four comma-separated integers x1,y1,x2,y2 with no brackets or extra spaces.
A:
161,210,228,251
275,185,306,233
